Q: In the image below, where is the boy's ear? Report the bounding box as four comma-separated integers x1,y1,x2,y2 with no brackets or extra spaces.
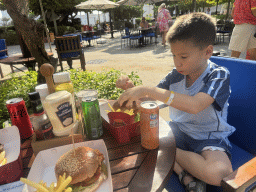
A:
205,45,213,59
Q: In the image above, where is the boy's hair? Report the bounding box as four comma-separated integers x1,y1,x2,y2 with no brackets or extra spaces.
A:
166,12,216,49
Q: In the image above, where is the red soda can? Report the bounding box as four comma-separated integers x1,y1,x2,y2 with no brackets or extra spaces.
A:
139,101,159,150
6,98,34,139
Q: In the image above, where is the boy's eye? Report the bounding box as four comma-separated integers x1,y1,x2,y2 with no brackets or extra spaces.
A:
181,56,187,59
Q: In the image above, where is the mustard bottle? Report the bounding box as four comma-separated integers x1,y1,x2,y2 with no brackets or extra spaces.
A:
53,72,74,94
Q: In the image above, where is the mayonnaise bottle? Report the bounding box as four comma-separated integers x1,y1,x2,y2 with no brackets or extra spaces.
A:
43,90,78,136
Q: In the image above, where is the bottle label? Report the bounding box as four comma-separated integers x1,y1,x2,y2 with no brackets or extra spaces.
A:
41,121,54,139
56,102,74,127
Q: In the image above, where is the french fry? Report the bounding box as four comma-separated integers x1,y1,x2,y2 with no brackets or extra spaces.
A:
57,175,63,189
49,182,55,192
20,178,49,192
56,176,72,192
108,103,115,112
64,187,72,192
116,109,121,112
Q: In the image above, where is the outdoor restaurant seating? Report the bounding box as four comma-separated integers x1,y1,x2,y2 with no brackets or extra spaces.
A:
55,35,86,71
120,27,130,49
144,27,158,44
0,39,9,78
129,30,143,48
165,56,256,191
216,21,234,43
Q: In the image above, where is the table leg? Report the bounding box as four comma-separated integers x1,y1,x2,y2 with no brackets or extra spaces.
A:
0,65,4,78
10,64,14,73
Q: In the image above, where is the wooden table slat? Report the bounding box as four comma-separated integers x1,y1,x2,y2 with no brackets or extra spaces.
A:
110,152,148,175
108,142,150,161
112,170,137,191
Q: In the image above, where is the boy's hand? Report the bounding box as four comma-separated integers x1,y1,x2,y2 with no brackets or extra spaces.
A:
116,75,135,90
118,86,147,108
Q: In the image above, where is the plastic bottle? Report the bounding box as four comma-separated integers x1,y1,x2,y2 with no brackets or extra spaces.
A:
35,84,49,110
43,90,78,137
53,72,74,95
28,92,55,140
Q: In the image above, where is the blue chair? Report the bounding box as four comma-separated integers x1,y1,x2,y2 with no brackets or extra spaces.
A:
0,39,8,78
165,56,256,191
55,35,86,71
121,27,130,49
145,27,158,45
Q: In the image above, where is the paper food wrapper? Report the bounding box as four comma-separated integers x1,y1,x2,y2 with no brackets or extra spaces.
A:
0,126,22,185
22,139,113,192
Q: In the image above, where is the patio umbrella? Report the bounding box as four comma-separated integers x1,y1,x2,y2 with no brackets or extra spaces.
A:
75,0,119,38
116,0,169,6
76,0,119,10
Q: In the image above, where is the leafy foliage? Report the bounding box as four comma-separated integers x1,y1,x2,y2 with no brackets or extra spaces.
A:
0,71,38,128
0,69,142,128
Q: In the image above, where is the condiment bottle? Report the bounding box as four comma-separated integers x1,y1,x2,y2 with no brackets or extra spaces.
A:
43,90,78,137
28,92,54,140
53,72,74,95
35,84,49,110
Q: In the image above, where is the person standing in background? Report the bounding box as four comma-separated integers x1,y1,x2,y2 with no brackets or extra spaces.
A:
228,0,256,60
206,7,211,15
157,3,172,46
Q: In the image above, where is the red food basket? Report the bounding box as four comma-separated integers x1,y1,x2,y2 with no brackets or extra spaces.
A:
103,111,140,144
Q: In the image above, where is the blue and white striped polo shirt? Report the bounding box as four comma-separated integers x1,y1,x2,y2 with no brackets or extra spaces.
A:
157,60,236,146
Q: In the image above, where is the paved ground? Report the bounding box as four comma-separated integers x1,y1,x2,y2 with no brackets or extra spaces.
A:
0,33,247,121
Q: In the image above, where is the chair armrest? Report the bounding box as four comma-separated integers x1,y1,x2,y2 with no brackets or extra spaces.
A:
0,49,8,53
221,157,256,192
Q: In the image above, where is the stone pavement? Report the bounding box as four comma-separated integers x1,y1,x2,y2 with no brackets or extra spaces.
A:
0,33,247,121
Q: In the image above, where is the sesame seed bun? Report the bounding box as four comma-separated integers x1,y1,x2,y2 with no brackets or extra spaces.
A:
54,146,104,185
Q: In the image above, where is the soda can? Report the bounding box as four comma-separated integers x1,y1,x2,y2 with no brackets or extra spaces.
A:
82,96,103,139
6,98,34,140
139,101,159,150
75,90,98,135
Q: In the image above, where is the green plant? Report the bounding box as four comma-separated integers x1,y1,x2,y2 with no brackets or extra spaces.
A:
0,69,142,128
0,71,38,128
57,25,67,36
69,68,142,100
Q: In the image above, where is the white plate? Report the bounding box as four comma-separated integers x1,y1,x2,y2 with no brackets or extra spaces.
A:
22,139,113,192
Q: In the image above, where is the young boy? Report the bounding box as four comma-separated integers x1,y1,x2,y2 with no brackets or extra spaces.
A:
116,12,235,192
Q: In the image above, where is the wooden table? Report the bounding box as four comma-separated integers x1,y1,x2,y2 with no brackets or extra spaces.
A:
0,52,53,74
20,116,176,192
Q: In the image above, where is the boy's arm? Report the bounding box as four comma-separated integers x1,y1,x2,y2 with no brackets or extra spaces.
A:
118,86,214,114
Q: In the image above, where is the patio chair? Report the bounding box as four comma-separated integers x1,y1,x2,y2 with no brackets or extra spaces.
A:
55,35,86,71
216,22,234,43
165,56,256,192
145,27,158,45
129,30,143,49
121,27,130,49
0,39,9,78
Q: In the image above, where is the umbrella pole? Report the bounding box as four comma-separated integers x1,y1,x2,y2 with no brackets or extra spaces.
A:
39,0,52,53
110,10,114,38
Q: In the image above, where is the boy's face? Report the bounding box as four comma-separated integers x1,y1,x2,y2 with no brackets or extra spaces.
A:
170,40,213,78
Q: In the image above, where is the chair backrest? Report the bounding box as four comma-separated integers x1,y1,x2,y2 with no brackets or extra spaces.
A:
55,35,82,59
0,39,7,58
55,35,81,53
125,27,130,36
209,56,256,155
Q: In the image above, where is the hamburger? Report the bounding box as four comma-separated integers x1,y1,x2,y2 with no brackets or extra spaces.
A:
55,146,107,192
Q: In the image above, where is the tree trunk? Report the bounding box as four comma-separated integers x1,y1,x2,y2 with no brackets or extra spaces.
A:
225,0,231,20
3,0,53,84
193,0,196,12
